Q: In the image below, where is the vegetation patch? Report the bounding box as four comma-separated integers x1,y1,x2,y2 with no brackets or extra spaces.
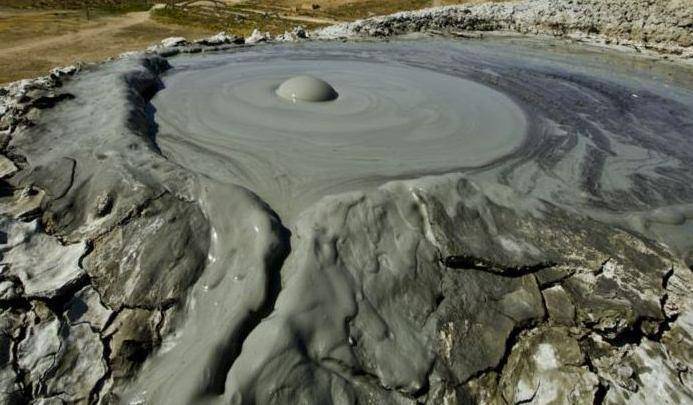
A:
0,0,153,15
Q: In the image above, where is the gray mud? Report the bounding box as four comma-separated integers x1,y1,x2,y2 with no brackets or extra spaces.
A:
152,43,526,219
1,26,692,405
126,38,693,404
155,38,693,248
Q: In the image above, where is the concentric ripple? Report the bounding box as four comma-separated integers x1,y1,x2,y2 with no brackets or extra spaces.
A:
154,57,526,218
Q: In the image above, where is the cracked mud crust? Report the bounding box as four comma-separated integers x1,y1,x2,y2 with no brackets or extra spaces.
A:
0,1,692,404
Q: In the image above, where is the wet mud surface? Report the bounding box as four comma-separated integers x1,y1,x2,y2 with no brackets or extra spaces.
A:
156,38,693,243
152,44,528,220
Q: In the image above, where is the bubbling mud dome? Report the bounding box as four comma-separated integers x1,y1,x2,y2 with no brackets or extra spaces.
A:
276,75,339,102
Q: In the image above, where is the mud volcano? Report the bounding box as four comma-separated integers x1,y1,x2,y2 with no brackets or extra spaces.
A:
146,40,693,404
1,25,693,405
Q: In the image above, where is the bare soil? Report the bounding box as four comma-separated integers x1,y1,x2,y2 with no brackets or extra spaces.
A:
0,7,214,84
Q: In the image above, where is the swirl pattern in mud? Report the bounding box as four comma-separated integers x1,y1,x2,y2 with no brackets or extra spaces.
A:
153,40,693,227
153,55,526,218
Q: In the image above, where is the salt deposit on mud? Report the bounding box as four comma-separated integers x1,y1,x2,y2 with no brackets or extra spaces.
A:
1,1,692,404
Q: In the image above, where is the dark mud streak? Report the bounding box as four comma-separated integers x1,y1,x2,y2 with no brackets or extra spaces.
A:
449,55,693,208
123,56,171,154
581,345,609,405
10,322,31,402
441,255,556,277
593,383,608,405
29,93,76,110
205,219,292,396
88,326,114,404
460,320,543,386
53,157,76,201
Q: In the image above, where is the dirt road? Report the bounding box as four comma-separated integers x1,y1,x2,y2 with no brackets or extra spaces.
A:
0,9,213,84
0,11,150,57
237,7,341,24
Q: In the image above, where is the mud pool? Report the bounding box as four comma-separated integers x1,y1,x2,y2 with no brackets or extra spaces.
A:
153,39,693,243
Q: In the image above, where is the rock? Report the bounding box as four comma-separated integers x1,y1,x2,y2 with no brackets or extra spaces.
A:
659,262,693,393
17,304,63,389
0,308,25,404
0,218,86,298
535,264,575,287
582,333,639,392
277,26,309,42
84,194,209,308
66,286,113,331
104,308,162,381
49,65,77,79
21,156,75,200
119,50,143,59
16,303,107,402
564,256,668,339
0,186,44,219
498,327,600,404
160,37,187,48
195,32,244,46
603,339,693,403
464,372,500,405
0,155,17,178
0,280,20,301
32,398,64,405
37,162,167,242
313,0,692,58
438,269,545,382
543,285,577,326
0,359,23,404
94,191,114,217
663,324,693,390
246,29,271,44
41,323,107,402
0,307,23,337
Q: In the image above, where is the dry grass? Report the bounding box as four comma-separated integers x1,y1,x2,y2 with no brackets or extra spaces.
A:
0,9,86,45
151,4,322,36
0,7,214,84
150,0,494,35
229,0,506,26
314,0,433,20
0,0,152,12
1,0,506,85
